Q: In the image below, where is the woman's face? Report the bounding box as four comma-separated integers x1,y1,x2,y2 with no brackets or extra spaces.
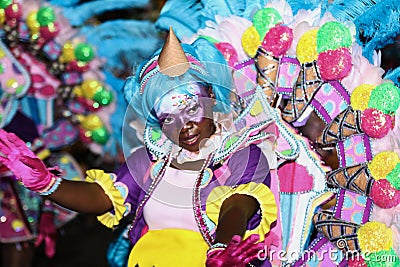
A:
156,83,216,152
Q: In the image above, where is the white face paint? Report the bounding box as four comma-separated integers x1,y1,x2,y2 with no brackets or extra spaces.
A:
155,83,215,152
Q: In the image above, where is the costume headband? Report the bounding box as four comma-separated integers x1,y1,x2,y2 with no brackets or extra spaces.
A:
138,28,207,94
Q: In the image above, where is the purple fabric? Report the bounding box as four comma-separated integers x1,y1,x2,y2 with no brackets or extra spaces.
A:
114,144,271,266
4,111,40,143
234,58,255,70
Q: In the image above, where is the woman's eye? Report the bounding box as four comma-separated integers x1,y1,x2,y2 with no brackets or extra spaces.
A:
187,105,200,115
162,117,174,125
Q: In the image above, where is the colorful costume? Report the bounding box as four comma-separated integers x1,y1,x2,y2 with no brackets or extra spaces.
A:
80,27,280,266
89,143,277,266
154,0,400,266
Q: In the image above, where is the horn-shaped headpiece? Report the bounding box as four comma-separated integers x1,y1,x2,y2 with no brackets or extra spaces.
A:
158,27,190,77
138,27,206,94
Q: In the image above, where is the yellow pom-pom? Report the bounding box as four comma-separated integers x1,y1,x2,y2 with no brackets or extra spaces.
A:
0,9,5,25
6,78,18,89
296,29,318,64
81,114,103,131
60,42,75,63
81,79,103,99
73,85,83,97
369,151,400,180
351,84,375,111
242,26,260,58
357,221,393,253
26,11,40,34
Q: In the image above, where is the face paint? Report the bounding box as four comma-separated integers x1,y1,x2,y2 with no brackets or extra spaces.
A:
157,92,198,115
156,83,216,152
156,82,204,114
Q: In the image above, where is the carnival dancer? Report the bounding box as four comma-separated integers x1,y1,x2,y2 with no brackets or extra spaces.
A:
0,29,278,267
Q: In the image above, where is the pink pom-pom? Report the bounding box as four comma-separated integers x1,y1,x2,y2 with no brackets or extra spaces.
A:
214,42,238,68
317,47,352,81
4,3,22,21
75,96,98,112
67,60,90,72
370,179,400,209
361,108,392,138
39,22,60,40
78,127,92,144
347,256,367,267
261,24,293,57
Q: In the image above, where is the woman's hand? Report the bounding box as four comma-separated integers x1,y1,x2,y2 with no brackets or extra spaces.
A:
206,234,264,267
0,129,56,192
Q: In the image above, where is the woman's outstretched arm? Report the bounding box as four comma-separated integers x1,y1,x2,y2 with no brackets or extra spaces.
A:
0,129,113,215
48,179,113,214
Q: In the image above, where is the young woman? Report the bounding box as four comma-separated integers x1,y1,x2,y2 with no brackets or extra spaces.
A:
0,29,277,267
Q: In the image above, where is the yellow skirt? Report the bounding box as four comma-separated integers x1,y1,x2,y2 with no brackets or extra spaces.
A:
128,228,209,267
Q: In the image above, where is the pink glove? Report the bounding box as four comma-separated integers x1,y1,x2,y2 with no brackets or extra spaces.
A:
35,211,57,258
0,129,55,192
206,234,265,267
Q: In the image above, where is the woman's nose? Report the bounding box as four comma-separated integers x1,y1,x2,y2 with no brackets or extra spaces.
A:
181,121,194,131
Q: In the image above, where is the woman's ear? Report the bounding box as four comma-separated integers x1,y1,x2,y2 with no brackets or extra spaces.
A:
208,85,215,99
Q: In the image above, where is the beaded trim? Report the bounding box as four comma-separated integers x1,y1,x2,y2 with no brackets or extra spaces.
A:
234,57,255,71
207,242,227,253
213,119,275,163
40,177,62,196
127,151,216,246
193,153,215,246
143,126,172,159
128,153,172,237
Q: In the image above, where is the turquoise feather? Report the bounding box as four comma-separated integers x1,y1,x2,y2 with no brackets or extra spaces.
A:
58,0,150,26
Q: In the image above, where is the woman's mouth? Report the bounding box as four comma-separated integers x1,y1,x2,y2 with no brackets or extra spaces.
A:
180,134,199,146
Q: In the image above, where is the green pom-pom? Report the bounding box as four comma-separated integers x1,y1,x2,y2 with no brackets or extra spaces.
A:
37,7,56,26
74,43,95,62
91,127,109,144
316,21,352,53
368,82,400,114
387,163,400,190
93,88,113,106
0,0,11,9
252,7,282,40
363,248,399,267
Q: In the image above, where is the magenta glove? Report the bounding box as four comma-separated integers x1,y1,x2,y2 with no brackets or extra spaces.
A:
0,129,55,192
35,211,57,258
206,234,265,267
